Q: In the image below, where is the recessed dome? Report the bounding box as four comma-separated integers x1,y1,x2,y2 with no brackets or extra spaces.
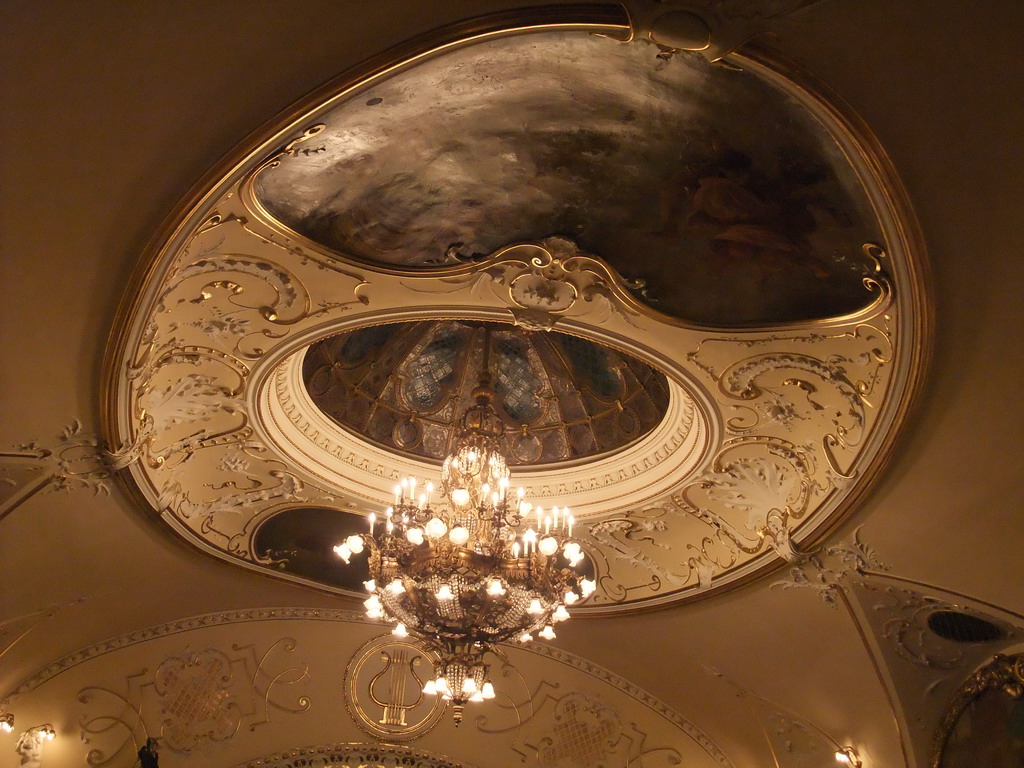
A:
302,321,670,466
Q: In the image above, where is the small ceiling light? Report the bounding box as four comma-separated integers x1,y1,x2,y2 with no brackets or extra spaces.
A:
835,747,862,767
0,714,13,733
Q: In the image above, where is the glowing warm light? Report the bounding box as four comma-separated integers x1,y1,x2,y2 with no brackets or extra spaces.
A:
332,347,593,723
425,517,447,538
435,584,454,600
406,527,424,545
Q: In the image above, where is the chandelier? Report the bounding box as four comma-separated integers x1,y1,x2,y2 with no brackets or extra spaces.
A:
333,346,594,724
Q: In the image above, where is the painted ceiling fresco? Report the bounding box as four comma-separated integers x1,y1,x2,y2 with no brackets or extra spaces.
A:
302,320,670,466
255,32,883,325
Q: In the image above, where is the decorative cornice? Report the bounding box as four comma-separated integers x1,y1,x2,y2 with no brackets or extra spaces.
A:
234,742,475,768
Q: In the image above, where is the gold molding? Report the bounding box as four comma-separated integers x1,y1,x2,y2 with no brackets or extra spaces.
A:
930,653,1024,768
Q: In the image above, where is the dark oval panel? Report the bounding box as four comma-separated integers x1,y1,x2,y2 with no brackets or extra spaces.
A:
927,610,1005,644
254,507,371,591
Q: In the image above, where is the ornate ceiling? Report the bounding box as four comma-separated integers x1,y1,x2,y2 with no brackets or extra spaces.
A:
3,3,1023,768
103,10,925,610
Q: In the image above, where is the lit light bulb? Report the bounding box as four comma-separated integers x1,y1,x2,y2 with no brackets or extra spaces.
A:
482,682,496,699
553,605,570,622
487,579,506,596
345,535,364,554
449,526,470,546
423,679,437,695
462,677,477,694
580,578,596,597
0,715,12,733
436,676,449,693
538,536,558,556
406,527,424,545
563,542,581,560
469,691,485,702
834,748,861,767
333,543,352,563
528,598,544,614
362,579,376,592
392,622,409,637
364,595,382,611
519,633,533,643
564,591,579,605
538,625,556,640
387,579,406,595
435,584,454,600
425,517,447,538
451,488,471,507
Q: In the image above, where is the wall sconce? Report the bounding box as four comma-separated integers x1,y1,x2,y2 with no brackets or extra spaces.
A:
835,746,862,767
0,714,13,733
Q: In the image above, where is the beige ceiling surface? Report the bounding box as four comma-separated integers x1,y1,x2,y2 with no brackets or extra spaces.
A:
2,2,1023,768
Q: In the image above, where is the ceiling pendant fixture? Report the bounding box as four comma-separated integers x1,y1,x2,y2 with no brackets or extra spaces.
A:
334,332,594,724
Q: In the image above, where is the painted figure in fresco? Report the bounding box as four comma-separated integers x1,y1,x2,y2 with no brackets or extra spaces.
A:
685,149,838,283
137,737,159,768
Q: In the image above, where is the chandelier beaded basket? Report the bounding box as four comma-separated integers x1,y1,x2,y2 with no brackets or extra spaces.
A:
333,342,594,724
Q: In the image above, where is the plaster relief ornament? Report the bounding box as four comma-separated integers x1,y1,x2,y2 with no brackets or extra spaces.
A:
105,7,926,623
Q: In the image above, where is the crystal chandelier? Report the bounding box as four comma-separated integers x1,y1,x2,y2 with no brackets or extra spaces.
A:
333,350,594,724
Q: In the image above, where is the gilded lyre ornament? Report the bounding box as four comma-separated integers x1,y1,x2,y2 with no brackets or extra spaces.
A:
368,647,425,727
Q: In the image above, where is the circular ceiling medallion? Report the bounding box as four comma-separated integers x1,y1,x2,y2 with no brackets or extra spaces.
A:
104,7,927,612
